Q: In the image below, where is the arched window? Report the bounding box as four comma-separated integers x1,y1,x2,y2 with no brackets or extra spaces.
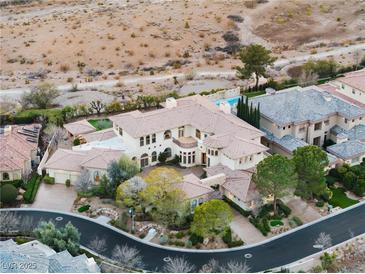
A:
164,130,172,140
140,153,149,168
151,151,157,162
195,129,201,139
164,147,172,158
2,172,10,181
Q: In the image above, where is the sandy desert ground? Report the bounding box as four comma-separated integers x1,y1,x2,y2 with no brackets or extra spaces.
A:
0,0,364,90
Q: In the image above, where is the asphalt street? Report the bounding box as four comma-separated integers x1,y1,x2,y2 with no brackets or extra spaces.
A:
2,204,365,272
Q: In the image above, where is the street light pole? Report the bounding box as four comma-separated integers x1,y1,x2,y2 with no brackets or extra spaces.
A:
128,207,135,234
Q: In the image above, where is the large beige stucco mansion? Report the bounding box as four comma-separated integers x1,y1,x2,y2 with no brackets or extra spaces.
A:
109,95,268,169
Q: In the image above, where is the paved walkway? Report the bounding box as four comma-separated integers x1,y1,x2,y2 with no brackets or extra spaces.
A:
230,210,266,244
287,197,322,223
30,183,77,212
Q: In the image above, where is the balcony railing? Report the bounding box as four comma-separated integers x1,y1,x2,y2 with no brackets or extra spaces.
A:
173,137,198,149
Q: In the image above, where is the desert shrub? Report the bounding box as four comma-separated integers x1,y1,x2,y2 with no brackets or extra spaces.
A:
189,233,203,245
227,240,244,248
175,231,185,239
0,184,17,204
73,138,81,146
292,216,303,226
316,200,325,207
185,240,193,248
43,175,55,184
325,175,337,186
111,212,129,231
15,236,29,245
222,228,232,244
159,235,169,245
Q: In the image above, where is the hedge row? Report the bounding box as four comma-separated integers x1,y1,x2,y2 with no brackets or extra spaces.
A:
0,179,23,188
222,196,252,217
23,175,42,203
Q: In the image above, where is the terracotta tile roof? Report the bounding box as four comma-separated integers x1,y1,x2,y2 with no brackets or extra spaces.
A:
336,68,365,92
204,134,268,159
205,164,253,202
110,95,263,140
177,173,215,199
319,83,365,109
81,128,117,143
44,148,123,172
0,124,40,171
64,119,96,136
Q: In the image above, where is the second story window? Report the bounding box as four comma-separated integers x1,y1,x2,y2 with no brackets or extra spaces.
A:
196,129,201,139
178,126,184,138
152,133,156,143
140,137,144,146
146,135,150,145
314,122,322,131
164,130,172,140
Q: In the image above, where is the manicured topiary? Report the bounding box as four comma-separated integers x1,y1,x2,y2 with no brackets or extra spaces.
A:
0,184,17,204
65,179,71,187
43,175,55,184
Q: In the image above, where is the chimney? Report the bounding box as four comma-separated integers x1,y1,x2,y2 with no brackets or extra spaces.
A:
165,97,177,109
220,101,231,114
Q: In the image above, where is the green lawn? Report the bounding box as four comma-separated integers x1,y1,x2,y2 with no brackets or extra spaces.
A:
244,90,266,98
329,187,359,209
88,119,112,131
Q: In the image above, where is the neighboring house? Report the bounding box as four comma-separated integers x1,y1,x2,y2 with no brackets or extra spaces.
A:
0,124,41,182
44,148,123,184
250,86,365,166
64,119,96,138
320,69,365,108
109,95,268,170
0,239,100,273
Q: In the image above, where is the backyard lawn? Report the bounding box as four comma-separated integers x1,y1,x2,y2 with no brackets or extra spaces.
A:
329,187,359,209
88,118,112,131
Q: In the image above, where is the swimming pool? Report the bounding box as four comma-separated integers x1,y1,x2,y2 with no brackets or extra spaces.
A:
215,95,241,106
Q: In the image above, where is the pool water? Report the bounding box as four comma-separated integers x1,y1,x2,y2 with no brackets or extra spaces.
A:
215,96,241,106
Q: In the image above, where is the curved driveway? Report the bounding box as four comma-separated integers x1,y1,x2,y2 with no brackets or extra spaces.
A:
2,204,365,272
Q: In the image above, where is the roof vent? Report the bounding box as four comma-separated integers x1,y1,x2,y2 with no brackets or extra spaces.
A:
165,97,177,109
265,88,276,95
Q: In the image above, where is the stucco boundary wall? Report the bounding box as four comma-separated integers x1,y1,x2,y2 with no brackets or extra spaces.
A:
204,87,240,101
37,134,56,175
271,232,365,273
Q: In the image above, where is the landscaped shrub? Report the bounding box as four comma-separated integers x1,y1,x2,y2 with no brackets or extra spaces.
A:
189,233,203,245
277,200,291,217
292,216,303,226
185,240,193,248
175,231,185,239
325,175,337,186
43,175,55,184
111,212,129,231
316,200,325,207
249,217,270,236
65,179,71,187
270,219,284,227
23,175,42,203
227,240,244,248
139,233,146,239
222,228,232,244
73,138,81,146
15,236,29,245
78,204,90,213
0,180,23,188
159,235,169,245
0,184,17,204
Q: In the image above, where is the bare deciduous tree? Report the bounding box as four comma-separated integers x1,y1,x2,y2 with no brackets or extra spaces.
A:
43,124,67,147
90,100,105,114
315,232,332,250
163,257,196,273
0,211,20,233
88,236,107,253
112,244,144,269
123,176,146,197
298,70,319,87
220,260,251,273
75,169,93,193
